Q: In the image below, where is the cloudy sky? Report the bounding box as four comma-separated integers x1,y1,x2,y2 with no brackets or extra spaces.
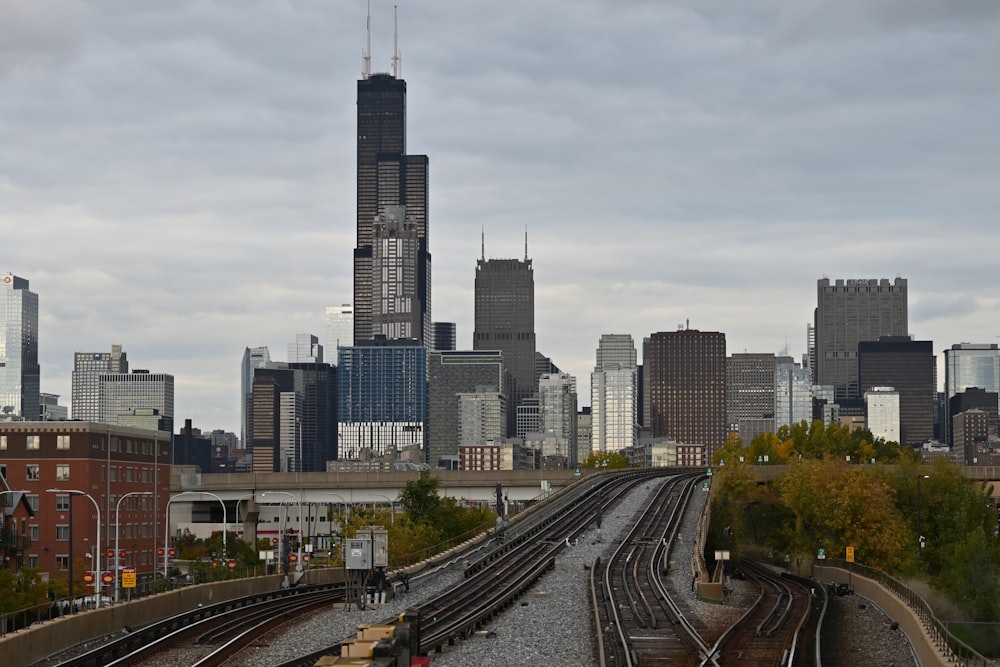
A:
3,0,999,435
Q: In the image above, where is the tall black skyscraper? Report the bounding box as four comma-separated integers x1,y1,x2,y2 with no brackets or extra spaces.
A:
354,11,430,345
473,241,536,437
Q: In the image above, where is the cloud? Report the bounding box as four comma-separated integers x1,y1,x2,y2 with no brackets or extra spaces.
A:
0,0,92,74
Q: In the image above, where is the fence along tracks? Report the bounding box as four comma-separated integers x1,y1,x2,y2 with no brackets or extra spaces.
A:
593,473,816,667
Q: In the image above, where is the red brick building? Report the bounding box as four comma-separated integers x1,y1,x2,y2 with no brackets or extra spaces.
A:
0,422,170,594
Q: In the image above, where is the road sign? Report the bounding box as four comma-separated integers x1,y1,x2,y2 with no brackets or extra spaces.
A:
846,546,855,563
82,572,95,584
102,572,114,585
121,566,136,589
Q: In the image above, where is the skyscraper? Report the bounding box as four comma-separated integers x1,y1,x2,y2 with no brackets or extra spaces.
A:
288,333,323,364
590,334,638,453
337,340,427,460
100,370,175,434
726,353,776,443
858,336,934,446
647,329,727,460
72,344,128,421
354,12,430,345
427,350,504,467
371,206,427,341
241,346,271,448
0,273,39,420
538,372,578,466
473,249,535,437
431,322,457,351
814,277,908,402
325,305,354,358
944,343,1000,445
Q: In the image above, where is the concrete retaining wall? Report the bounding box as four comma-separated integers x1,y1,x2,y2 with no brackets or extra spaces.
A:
3,568,344,667
813,565,953,667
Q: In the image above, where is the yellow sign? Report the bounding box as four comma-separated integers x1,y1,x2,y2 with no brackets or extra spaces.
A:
121,566,137,589
845,546,855,563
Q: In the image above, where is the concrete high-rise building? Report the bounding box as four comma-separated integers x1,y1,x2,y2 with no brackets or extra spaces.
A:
0,273,39,420
858,336,934,447
726,353,776,443
515,397,541,441
431,322,457,351
240,346,270,449
647,329,727,461
458,390,506,447
354,22,429,346
474,251,535,437
100,370,175,434
538,372,578,466
590,334,637,453
427,350,504,467
72,344,128,421
577,407,593,462
325,305,353,359
288,334,323,364
814,277,908,402
337,340,427,460
865,386,900,443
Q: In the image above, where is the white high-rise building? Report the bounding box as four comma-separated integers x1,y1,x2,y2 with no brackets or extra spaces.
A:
0,273,39,420
865,386,900,443
72,344,128,421
325,305,354,356
458,389,506,446
590,334,637,453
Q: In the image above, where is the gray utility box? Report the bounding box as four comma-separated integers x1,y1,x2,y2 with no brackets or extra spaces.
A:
345,538,372,570
357,526,389,568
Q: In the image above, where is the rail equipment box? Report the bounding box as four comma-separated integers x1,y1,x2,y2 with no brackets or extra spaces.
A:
345,538,373,570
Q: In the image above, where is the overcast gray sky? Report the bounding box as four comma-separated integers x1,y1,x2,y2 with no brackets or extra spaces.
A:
3,1,999,435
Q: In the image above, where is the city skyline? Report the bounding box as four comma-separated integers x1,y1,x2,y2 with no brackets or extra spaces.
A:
3,3,999,434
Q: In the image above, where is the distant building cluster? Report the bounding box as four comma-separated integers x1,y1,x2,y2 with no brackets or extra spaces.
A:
4,25,1000,595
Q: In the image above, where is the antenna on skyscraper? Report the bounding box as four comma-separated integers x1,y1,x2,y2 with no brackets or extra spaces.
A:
392,5,401,79
481,227,485,261
524,226,528,261
362,1,371,79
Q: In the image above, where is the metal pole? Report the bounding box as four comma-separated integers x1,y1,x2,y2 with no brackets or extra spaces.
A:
115,491,152,603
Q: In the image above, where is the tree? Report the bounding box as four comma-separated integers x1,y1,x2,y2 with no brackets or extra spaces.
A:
399,470,442,527
580,451,629,469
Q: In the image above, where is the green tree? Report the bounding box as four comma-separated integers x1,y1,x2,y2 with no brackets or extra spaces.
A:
580,451,629,469
399,470,443,527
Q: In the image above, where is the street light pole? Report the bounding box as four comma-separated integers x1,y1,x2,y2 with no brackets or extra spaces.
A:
47,489,101,608
114,491,153,603
163,491,229,578
917,474,930,558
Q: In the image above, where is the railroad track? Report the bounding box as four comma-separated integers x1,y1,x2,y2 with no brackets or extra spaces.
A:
269,468,681,667
593,473,711,667
46,585,343,667
705,560,813,666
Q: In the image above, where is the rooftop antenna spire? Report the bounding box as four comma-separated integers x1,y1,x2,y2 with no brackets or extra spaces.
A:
524,226,528,261
392,5,401,78
362,1,371,79
481,227,485,261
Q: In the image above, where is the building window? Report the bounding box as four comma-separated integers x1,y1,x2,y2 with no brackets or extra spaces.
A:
56,525,70,541
26,495,39,511
26,464,40,481
0,435,6,450
26,435,39,450
57,435,71,450
56,495,70,511
56,555,69,571
29,525,39,541
56,465,70,481
28,555,38,568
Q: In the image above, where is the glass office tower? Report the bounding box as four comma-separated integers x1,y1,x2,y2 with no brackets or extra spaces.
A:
0,274,39,420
